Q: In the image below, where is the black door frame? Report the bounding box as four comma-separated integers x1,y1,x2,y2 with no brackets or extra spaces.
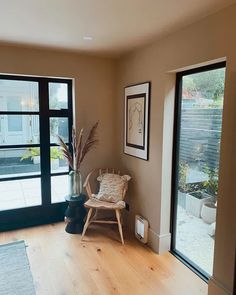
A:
0,74,73,231
170,61,226,281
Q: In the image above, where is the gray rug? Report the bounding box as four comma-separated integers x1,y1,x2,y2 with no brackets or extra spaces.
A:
0,240,35,295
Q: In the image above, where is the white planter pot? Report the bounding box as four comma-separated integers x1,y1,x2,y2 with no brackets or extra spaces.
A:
201,202,217,224
33,155,40,164
51,159,59,170
33,156,59,170
186,192,211,218
178,191,187,209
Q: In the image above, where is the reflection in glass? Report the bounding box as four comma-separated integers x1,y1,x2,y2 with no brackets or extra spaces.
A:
50,146,68,173
0,148,41,179
50,117,68,143
51,175,69,203
0,80,39,111
174,67,225,276
0,178,41,211
8,115,23,132
49,83,68,110
0,115,39,145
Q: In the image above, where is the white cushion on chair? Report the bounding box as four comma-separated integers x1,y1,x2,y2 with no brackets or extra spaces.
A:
93,173,131,203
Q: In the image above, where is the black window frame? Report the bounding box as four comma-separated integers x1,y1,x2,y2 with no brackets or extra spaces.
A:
0,74,73,231
170,61,226,282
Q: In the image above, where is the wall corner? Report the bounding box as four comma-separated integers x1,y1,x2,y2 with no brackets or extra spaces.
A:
148,228,171,254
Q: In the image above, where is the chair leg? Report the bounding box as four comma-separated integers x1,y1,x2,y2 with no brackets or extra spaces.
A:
93,209,98,221
81,208,93,241
115,209,124,245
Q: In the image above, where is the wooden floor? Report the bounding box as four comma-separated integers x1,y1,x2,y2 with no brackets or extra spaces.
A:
0,223,207,295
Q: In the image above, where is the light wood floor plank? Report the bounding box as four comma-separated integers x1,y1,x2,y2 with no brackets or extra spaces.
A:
0,223,208,295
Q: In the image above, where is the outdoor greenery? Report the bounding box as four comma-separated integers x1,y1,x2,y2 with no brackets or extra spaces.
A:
21,147,40,160
178,68,224,202
178,161,205,193
183,68,225,102
21,147,63,161
178,160,218,202
203,167,218,201
50,147,64,160
178,161,189,192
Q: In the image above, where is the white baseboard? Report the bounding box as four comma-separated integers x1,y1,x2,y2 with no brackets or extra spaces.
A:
148,228,171,254
208,277,233,295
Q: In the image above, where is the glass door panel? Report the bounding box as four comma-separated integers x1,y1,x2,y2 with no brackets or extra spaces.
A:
0,80,39,112
51,175,69,204
49,81,71,203
49,82,68,110
50,117,69,143
0,178,41,211
0,115,40,145
172,63,226,278
0,76,72,230
0,148,41,179
50,146,68,174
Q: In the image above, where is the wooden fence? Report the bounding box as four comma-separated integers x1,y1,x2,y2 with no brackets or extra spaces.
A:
179,108,223,170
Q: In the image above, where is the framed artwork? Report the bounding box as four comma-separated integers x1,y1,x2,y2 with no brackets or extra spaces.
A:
124,82,151,160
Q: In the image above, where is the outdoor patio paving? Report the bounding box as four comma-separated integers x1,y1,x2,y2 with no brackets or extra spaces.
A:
0,175,68,211
176,205,214,275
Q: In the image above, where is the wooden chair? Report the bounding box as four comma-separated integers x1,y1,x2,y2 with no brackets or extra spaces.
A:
81,168,129,244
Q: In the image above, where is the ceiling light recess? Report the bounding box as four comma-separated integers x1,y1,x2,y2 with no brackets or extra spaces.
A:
83,36,93,41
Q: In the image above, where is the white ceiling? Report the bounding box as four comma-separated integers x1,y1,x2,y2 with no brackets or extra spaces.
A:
0,0,235,57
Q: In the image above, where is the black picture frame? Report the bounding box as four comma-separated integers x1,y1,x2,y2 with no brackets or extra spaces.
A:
124,82,151,160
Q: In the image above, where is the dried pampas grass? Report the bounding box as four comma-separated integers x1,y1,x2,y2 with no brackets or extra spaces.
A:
58,121,99,171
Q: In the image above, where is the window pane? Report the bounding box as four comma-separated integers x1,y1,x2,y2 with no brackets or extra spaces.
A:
174,67,225,276
51,175,68,203
8,115,23,132
0,115,39,145
0,80,39,111
50,146,68,173
0,148,41,179
49,83,68,110
0,178,41,211
50,117,68,143
7,96,21,111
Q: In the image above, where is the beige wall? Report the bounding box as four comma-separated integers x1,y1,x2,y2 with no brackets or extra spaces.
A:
116,4,236,295
0,4,235,295
0,45,117,177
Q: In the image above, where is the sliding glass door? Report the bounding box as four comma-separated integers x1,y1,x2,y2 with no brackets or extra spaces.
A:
0,75,72,231
171,62,226,279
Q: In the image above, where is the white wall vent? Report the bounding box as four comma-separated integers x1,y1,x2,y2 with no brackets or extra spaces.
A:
135,215,149,244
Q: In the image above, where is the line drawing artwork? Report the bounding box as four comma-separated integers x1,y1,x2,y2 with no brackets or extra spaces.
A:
128,98,144,146
124,82,150,160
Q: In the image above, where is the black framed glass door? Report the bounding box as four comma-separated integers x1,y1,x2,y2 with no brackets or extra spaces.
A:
0,75,73,231
171,62,226,280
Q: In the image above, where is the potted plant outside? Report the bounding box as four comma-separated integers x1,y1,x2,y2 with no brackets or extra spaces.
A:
201,202,217,224
50,147,64,169
21,147,40,164
200,168,218,224
186,190,212,218
21,147,63,168
178,161,211,215
177,161,189,208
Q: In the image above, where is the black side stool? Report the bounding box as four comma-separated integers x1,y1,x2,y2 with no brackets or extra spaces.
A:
64,194,87,234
